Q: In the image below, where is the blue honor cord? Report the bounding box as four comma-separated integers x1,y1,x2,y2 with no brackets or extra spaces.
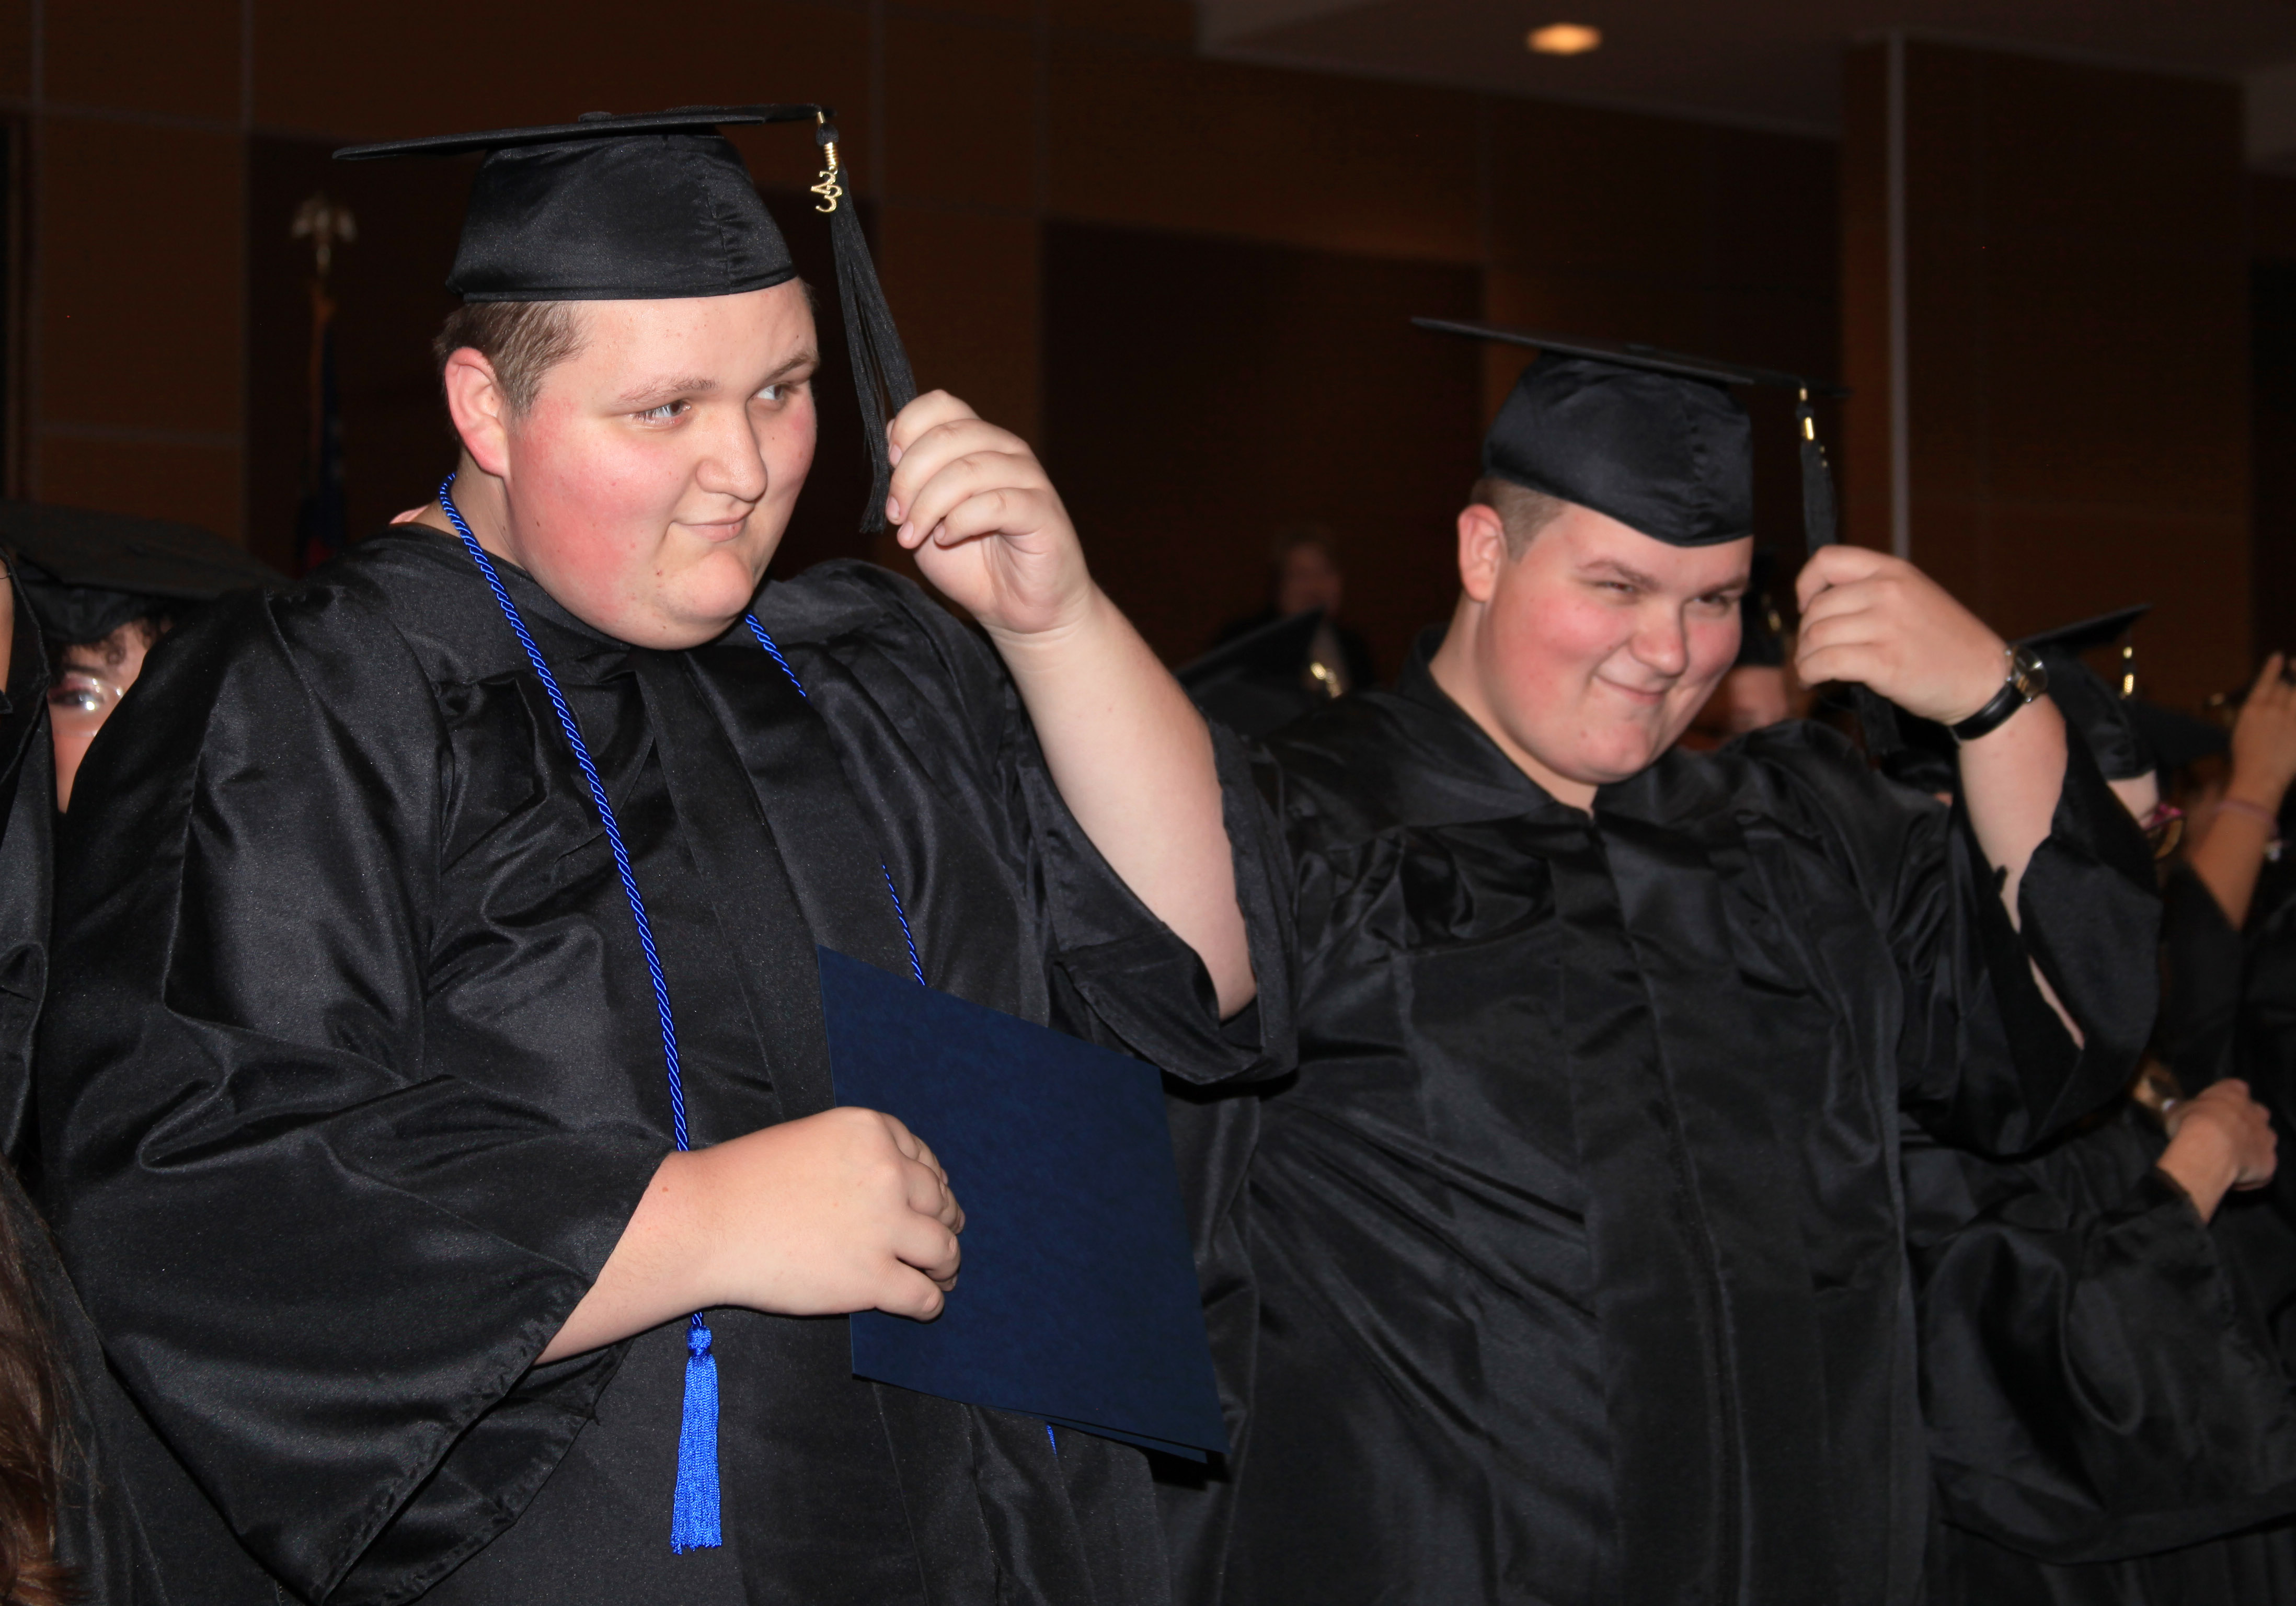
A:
436,475,926,1552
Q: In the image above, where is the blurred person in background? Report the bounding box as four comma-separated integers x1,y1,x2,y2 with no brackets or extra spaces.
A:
1213,525,1377,695
1,504,279,811
1678,549,1805,749
1905,636,2296,1604
0,519,272,1602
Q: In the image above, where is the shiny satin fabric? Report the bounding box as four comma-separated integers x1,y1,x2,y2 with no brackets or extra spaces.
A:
1906,1108,2296,1603
38,530,1288,1605
1163,645,2156,1606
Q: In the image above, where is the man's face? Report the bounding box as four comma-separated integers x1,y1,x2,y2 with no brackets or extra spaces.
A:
1277,543,1342,617
1469,506,1750,788
492,282,819,647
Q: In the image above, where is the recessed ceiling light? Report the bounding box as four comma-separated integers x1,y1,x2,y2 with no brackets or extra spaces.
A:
1528,22,1602,55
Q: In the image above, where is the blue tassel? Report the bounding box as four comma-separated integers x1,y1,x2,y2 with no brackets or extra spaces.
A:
671,1317,722,1552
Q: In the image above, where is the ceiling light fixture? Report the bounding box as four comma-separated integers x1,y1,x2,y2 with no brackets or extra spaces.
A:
1528,22,1602,55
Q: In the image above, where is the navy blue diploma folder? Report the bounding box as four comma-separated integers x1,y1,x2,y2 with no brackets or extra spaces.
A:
817,947,1229,1460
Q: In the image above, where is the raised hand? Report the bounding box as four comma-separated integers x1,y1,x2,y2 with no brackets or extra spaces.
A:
2228,653,2296,817
1793,545,2011,727
885,391,1090,642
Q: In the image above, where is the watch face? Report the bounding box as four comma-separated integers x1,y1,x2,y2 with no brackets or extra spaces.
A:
2010,646,2050,701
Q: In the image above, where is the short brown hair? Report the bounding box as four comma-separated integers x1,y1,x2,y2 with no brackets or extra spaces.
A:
432,301,584,414
1469,477,1570,558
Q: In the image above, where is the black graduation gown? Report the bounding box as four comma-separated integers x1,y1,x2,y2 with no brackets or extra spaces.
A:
36,529,1286,1606
1163,645,2156,1606
1905,1106,2296,1605
0,566,276,1602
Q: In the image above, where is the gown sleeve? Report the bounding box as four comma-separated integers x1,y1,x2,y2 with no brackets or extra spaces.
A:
753,560,1296,1086
37,590,665,1604
1905,1112,2296,1563
2155,865,2245,1089
1754,720,2160,1155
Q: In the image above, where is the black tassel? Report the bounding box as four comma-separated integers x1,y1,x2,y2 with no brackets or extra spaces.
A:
1797,395,1901,758
818,121,917,533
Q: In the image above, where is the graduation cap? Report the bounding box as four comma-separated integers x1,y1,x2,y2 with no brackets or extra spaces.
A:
1412,318,1890,744
0,501,281,647
2012,603,2226,777
1174,608,1335,738
336,105,914,531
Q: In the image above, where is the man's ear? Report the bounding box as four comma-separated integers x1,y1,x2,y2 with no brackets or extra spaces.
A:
441,349,514,481
1456,503,1510,604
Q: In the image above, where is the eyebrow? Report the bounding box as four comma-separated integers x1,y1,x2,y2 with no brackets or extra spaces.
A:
614,351,820,408
1580,557,1666,590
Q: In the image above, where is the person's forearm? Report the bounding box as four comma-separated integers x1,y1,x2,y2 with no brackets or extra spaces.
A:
538,1151,717,1363
2187,780,2279,930
987,586,1255,1017
1956,695,2082,1041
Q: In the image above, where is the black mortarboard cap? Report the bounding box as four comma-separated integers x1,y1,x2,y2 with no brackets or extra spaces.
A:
2016,606,2151,781
1413,319,1892,744
337,106,915,531
0,501,280,647
1175,609,1332,738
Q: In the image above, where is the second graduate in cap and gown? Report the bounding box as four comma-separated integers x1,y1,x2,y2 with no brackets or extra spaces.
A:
36,107,1281,1605
1160,328,2160,1606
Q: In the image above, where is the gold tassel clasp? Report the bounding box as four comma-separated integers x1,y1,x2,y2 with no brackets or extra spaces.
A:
813,110,844,213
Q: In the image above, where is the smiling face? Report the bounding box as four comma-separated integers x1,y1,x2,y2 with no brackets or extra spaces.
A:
1430,498,1750,808
443,280,820,648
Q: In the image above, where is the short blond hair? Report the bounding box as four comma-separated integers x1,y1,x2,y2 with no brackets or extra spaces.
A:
1468,477,1570,558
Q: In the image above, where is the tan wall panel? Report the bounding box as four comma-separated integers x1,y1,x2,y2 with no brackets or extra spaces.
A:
1487,99,1706,277
877,207,1041,445
252,0,870,171
1048,0,1191,44
1839,43,1890,553
886,14,1035,211
38,118,242,434
47,0,239,120
38,436,242,544
1047,37,1479,260
0,0,33,101
2256,174,2296,263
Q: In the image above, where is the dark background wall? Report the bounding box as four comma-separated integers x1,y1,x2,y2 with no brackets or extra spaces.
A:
0,0,2274,699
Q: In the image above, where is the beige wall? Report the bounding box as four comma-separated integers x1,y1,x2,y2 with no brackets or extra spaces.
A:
1843,38,2252,708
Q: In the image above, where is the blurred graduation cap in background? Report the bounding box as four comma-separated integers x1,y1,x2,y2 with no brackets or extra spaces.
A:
1175,607,1337,738
337,104,913,531
0,501,281,649
1882,603,2226,800
1411,318,1893,747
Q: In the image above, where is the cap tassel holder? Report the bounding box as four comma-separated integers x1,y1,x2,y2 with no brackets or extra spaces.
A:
1798,392,1901,758
816,117,918,533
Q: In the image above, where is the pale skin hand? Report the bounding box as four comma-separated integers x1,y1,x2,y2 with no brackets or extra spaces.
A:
539,1108,965,1362
2157,1079,2278,1222
1794,545,2079,1040
885,390,1255,1018
2188,653,2296,930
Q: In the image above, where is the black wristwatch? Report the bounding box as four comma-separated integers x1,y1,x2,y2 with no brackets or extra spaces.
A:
1949,645,2049,742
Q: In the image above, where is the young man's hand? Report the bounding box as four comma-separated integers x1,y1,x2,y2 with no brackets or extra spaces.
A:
886,391,1092,642
2160,1079,2279,1222
1792,545,2013,726
538,1107,963,1362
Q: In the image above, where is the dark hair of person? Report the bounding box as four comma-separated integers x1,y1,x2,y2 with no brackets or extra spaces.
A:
46,615,170,684
432,301,584,414
1469,477,1569,558
0,1198,72,1605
